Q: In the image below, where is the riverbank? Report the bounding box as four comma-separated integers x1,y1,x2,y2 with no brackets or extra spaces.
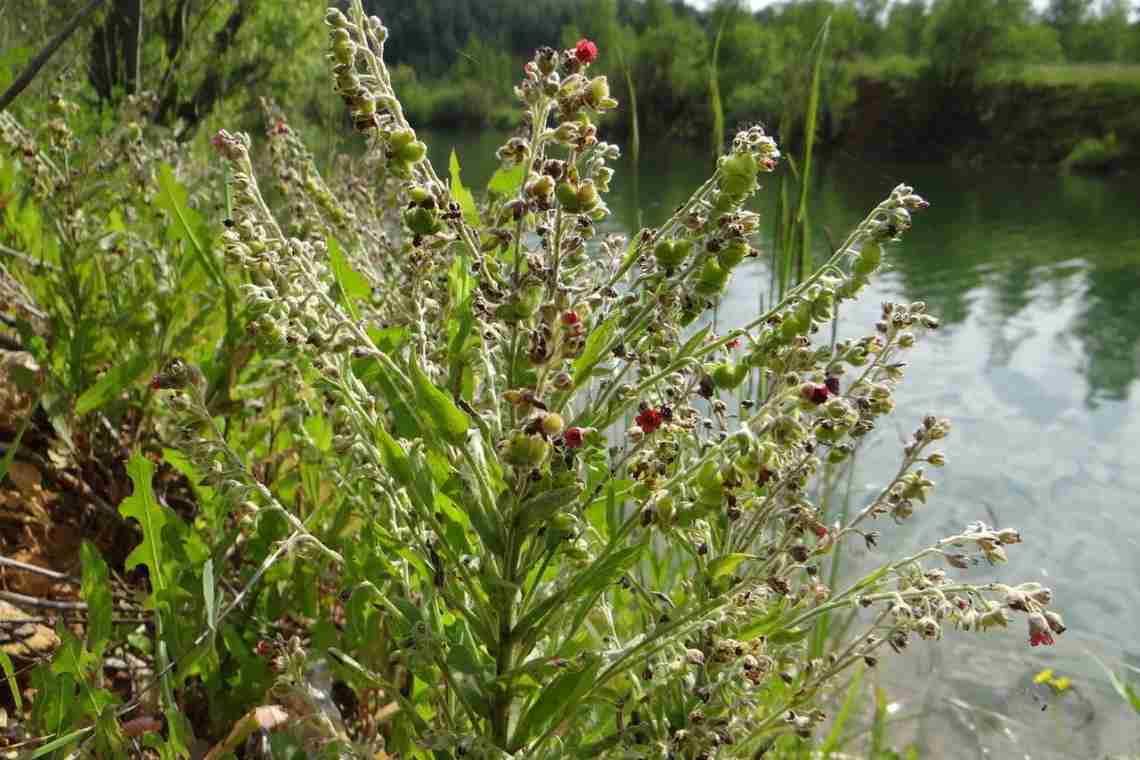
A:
399,61,1140,173
842,61,1140,172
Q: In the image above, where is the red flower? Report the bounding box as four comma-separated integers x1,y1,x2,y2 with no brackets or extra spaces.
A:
811,524,828,539
575,39,598,65
1027,612,1055,647
564,427,585,449
561,310,580,326
726,338,740,350
273,119,288,135
636,407,663,434
802,383,829,405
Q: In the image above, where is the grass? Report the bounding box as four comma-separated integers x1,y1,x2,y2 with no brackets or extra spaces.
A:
853,56,1140,87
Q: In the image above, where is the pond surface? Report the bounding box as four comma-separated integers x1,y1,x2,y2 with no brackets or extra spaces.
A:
426,130,1140,758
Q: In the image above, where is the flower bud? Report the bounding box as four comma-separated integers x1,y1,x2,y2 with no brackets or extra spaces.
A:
1027,612,1055,647
1044,610,1066,635
996,528,1021,545
541,412,564,437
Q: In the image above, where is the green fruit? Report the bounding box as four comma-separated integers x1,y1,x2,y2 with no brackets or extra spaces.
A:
717,240,748,270
396,140,427,165
718,152,759,198
654,239,692,269
556,181,581,212
695,259,730,296
403,206,440,236
710,361,748,390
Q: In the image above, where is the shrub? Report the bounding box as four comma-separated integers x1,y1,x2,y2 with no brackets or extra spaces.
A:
1060,131,1123,172
3,2,1065,757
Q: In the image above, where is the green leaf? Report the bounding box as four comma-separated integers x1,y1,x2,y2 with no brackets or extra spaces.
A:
155,163,221,286
821,664,864,756
24,726,94,759
796,17,830,225
515,485,582,532
0,390,38,485
375,426,415,487
573,316,617,386
707,553,758,579
410,364,469,446
328,236,370,320
516,544,644,652
487,162,526,197
1094,654,1140,714
513,656,601,747
870,686,888,756
449,150,480,226
119,452,171,601
0,650,19,712
80,542,112,656
74,354,151,416
203,558,217,632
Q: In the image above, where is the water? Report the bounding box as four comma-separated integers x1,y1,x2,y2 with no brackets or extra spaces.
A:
426,130,1140,757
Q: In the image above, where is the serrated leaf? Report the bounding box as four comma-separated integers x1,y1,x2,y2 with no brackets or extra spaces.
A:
80,542,112,656
410,364,469,446
328,236,369,320
119,452,171,601
449,150,480,226
75,354,151,416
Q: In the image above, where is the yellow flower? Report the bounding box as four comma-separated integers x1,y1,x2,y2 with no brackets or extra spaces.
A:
1034,669,1054,685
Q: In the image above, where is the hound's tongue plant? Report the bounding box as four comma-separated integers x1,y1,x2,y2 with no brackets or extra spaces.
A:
14,1,1063,756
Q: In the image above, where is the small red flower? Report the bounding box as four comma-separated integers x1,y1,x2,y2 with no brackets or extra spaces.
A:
802,383,829,405
273,119,288,135
561,310,580,326
811,524,828,539
636,407,663,434
1027,612,1055,647
564,427,585,449
726,338,740,350
575,39,598,65
256,640,273,657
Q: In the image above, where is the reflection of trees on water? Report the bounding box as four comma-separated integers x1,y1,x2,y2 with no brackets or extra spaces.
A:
1070,266,1140,407
842,163,1140,409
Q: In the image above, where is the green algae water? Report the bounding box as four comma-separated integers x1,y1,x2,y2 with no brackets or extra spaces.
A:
427,130,1140,757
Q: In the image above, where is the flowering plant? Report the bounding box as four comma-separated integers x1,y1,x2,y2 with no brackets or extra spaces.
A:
6,2,1063,757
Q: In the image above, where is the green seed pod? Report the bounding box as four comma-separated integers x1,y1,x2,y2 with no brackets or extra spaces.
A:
525,173,555,201
717,239,749,270
576,180,600,213
654,239,692,269
718,152,759,198
403,206,440,236
853,241,882,277
390,127,416,150
711,361,748,390
505,433,551,468
695,258,730,296
396,140,427,165
556,181,581,212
